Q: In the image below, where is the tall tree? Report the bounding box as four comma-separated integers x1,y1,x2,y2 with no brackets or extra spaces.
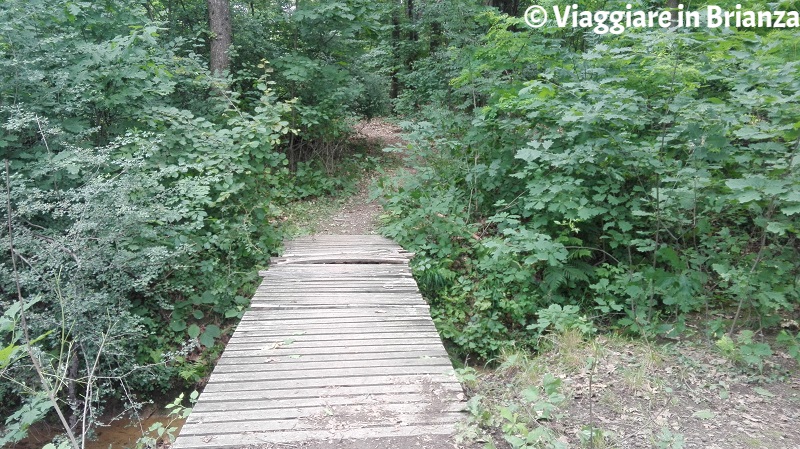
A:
208,0,232,75
667,0,679,26
390,7,401,100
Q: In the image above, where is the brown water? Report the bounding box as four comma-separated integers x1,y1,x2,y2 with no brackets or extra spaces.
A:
15,416,186,449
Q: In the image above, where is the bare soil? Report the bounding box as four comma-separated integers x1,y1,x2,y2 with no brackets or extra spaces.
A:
314,120,404,236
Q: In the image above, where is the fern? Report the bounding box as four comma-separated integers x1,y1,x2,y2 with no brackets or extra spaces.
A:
541,262,593,294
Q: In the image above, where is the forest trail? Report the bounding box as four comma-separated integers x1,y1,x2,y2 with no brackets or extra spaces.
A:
172,235,466,449
313,120,404,235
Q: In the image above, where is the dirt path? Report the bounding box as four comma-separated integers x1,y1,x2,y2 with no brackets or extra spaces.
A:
314,120,404,235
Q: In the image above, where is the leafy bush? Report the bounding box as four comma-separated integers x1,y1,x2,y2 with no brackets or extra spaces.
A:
0,1,302,444
381,9,800,360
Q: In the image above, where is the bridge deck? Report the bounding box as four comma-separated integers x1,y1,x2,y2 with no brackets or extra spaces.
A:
173,235,465,449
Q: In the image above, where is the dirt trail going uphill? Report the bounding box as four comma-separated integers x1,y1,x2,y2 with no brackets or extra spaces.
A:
316,120,403,235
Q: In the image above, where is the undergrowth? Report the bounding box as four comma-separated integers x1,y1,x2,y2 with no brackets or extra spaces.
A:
379,9,800,364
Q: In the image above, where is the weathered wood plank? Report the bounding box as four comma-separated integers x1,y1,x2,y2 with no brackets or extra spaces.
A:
214,351,451,366
187,402,466,425
233,324,437,336
224,331,443,343
190,392,440,413
178,412,463,436
213,357,453,374
174,424,458,449
208,365,455,383
197,382,464,403
213,345,450,358
237,316,434,326
201,374,461,394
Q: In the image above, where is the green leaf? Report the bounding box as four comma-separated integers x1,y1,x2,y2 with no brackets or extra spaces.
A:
692,410,715,420
0,344,19,369
499,407,515,422
199,291,216,304
515,147,542,163
199,331,215,347
521,387,541,403
187,324,200,339
198,324,221,347
170,319,187,332
753,387,774,398
504,435,525,448
204,325,221,338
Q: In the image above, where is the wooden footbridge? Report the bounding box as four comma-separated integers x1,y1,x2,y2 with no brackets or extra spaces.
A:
173,235,466,449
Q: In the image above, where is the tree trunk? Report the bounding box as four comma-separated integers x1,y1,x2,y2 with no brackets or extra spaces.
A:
390,10,400,100
207,0,232,76
667,0,679,26
488,0,520,16
430,21,442,53
406,0,417,42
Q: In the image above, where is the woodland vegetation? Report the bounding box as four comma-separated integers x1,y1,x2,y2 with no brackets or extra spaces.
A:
1,0,798,448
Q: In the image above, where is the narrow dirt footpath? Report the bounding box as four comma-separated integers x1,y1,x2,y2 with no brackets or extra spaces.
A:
315,120,403,235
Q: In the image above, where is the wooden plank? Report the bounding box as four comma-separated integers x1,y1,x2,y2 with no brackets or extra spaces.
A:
213,357,453,374
233,324,438,335
224,331,443,342
240,306,426,316
187,402,466,425
223,339,446,352
238,315,433,325
190,392,441,413
214,351,451,366
208,365,455,383
173,424,459,449
201,373,461,394
255,287,420,293
197,382,464,403
251,302,428,311
256,278,418,287
178,412,463,436
217,344,449,358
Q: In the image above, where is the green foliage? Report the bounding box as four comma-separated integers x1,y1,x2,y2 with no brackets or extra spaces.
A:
135,391,198,449
463,366,568,449
1,0,391,442
230,0,391,161
0,0,336,443
381,7,800,360
0,394,50,446
655,427,686,449
716,330,774,371
529,305,595,338
777,330,800,363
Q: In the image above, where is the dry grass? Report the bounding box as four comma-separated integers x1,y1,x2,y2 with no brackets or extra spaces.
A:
458,332,800,449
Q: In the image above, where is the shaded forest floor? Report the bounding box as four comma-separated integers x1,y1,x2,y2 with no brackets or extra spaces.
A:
280,120,404,237
458,331,800,449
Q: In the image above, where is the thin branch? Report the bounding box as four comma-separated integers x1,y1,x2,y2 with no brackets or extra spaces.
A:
81,326,110,449
564,246,621,265
32,233,81,266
